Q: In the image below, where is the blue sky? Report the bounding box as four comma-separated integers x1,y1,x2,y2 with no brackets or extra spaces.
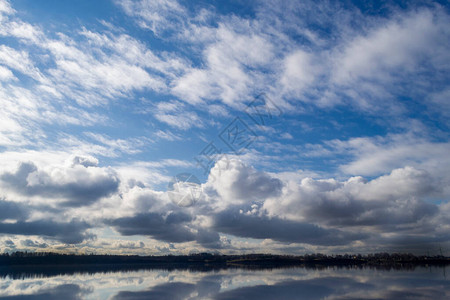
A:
0,0,449,255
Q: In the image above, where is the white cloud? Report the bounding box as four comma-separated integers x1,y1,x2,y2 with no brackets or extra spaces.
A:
154,129,182,141
83,132,148,155
0,160,120,207
332,9,449,85
0,0,13,15
0,149,448,252
205,158,283,209
0,45,43,80
201,158,447,250
0,65,15,81
325,134,450,178
44,35,167,106
326,8,450,112
172,21,276,107
280,132,293,140
116,0,187,35
279,50,319,98
154,100,203,130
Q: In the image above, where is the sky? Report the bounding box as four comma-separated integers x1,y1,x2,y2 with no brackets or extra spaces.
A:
0,0,449,256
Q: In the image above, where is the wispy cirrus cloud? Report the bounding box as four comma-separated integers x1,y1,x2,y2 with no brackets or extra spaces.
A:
153,100,204,130
116,0,187,35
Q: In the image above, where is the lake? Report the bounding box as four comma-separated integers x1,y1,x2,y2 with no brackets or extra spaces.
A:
0,265,448,299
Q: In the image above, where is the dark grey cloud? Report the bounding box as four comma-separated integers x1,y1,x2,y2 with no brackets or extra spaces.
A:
0,199,29,221
196,228,221,249
213,208,367,246
0,219,93,244
0,162,119,207
71,155,98,167
4,239,15,248
20,239,48,248
303,195,439,229
108,211,221,247
226,168,283,201
108,212,196,243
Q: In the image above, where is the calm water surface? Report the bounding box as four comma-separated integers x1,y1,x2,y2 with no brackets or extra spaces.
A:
0,266,448,299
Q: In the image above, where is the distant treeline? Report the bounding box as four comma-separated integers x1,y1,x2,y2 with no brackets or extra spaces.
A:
1,251,449,267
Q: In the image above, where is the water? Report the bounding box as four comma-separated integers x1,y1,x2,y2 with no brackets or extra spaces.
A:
0,266,448,299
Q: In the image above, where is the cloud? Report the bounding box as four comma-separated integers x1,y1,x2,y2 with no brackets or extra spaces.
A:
202,158,448,250
83,132,149,156
0,65,15,81
3,239,15,249
108,211,221,247
115,0,187,35
71,155,98,167
117,241,144,249
0,199,29,221
0,45,43,80
328,8,450,112
0,4,190,150
263,166,440,228
213,208,366,246
0,161,120,207
328,134,450,177
332,9,449,85
153,100,203,130
108,212,195,243
20,239,48,248
172,21,276,107
206,158,283,208
279,50,320,98
154,129,182,141
44,33,167,106
0,0,13,16
0,0,449,254
0,219,92,244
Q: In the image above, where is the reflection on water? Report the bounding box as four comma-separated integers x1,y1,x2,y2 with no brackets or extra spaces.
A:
0,266,448,299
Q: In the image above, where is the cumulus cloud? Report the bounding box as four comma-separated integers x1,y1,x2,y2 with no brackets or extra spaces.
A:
199,158,448,250
206,158,283,208
264,166,440,229
108,211,221,247
0,154,448,252
0,161,119,207
0,219,92,244
109,212,195,243
0,199,29,221
213,208,366,246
